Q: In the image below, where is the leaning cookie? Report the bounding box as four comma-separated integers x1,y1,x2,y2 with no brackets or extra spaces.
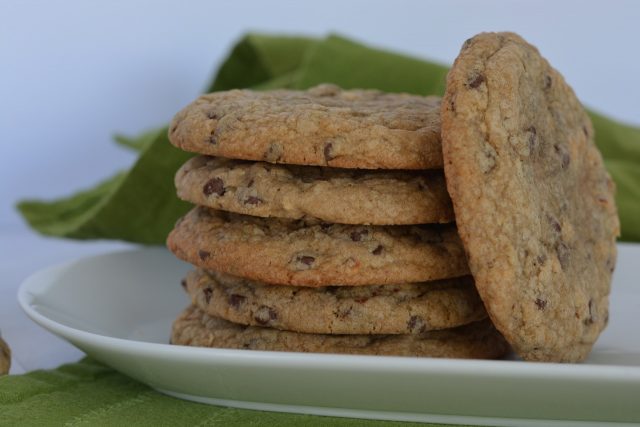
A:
441,32,619,362
167,207,469,286
171,306,509,359
0,335,10,375
183,269,487,335
169,84,443,169
176,156,454,225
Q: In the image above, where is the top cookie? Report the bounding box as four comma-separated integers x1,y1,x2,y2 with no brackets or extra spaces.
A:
169,84,443,169
442,32,620,362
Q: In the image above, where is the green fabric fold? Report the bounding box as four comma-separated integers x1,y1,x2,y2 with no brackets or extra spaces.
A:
18,129,192,244
16,33,640,244
207,33,316,92
0,358,452,427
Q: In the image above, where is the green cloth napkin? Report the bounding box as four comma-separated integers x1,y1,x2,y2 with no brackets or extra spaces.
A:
17,33,640,243
1,358,465,427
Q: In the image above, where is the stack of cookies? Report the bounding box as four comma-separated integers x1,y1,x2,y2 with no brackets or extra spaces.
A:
166,84,508,359
166,32,619,363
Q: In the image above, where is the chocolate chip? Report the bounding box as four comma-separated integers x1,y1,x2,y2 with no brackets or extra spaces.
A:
372,245,384,255
467,73,485,89
334,307,352,319
535,298,547,311
203,177,225,196
606,256,615,273
527,126,537,152
547,215,562,233
354,297,368,304
198,250,211,261
247,179,254,187
180,279,187,290
319,222,332,232
254,305,277,325
555,241,570,270
324,142,335,162
292,254,316,270
207,111,218,120
536,254,547,265
554,144,570,169
350,229,369,242
203,287,213,304
544,75,552,89
228,294,246,309
584,299,596,325
244,196,263,205
299,255,315,265
407,315,427,333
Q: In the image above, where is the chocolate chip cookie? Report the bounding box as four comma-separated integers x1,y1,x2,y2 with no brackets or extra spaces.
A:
183,269,487,334
441,32,620,362
171,306,508,358
169,84,443,169
167,207,470,286
0,336,10,375
176,156,454,225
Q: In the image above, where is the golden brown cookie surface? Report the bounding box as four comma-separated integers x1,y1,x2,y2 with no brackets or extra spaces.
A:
183,269,486,334
175,156,454,225
171,306,508,359
169,84,443,169
442,32,619,362
167,207,469,287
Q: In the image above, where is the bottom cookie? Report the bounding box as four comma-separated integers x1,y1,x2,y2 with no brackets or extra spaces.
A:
0,335,10,375
171,306,509,359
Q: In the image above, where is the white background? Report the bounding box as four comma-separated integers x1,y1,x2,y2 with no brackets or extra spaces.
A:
1,0,639,373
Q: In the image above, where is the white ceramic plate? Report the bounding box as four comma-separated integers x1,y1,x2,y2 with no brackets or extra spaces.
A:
18,245,640,426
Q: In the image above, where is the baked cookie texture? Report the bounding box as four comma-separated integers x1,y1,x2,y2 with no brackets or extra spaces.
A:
167,207,470,287
0,336,10,375
176,156,454,225
441,32,619,362
183,269,487,335
169,84,443,169
171,306,509,358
